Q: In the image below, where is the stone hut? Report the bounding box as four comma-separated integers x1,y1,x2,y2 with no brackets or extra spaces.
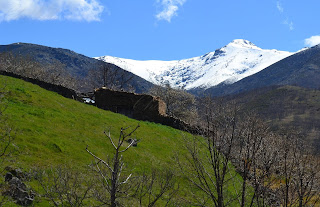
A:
95,87,167,121
94,88,200,134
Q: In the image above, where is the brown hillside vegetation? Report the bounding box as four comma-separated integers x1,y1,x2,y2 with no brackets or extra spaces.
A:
221,85,320,152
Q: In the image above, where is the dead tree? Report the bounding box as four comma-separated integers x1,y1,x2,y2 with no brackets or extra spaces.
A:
86,125,139,207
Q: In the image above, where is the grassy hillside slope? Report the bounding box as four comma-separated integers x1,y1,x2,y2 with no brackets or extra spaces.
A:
1,75,185,171
0,75,250,206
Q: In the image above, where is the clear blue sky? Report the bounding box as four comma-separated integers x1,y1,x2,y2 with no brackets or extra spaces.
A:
1,0,320,60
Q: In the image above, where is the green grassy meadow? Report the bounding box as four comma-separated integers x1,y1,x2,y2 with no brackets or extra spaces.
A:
0,75,249,206
1,75,187,171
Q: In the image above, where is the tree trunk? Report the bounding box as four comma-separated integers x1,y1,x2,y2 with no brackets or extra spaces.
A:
217,183,224,207
241,170,247,207
111,151,119,207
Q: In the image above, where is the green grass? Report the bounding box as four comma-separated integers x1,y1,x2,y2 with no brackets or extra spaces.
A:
0,75,251,206
1,75,187,171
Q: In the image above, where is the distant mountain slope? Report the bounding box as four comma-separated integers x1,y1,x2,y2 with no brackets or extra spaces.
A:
220,85,320,152
0,43,154,93
98,39,293,90
205,44,320,97
0,42,97,77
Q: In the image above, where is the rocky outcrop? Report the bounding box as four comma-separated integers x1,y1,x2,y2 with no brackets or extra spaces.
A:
3,167,35,206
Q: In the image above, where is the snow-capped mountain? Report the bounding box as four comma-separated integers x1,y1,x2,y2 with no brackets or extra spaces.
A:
97,39,293,90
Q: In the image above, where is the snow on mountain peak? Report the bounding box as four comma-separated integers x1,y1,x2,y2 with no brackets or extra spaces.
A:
97,40,294,90
231,39,254,45
227,39,259,49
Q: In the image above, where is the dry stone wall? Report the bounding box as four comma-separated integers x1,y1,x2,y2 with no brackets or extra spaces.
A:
0,71,79,100
95,88,199,133
95,88,166,119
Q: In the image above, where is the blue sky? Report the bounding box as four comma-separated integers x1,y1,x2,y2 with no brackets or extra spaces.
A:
1,0,320,60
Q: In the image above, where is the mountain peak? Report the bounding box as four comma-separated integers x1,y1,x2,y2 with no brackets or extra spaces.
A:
99,41,293,90
227,39,259,49
10,42,33,46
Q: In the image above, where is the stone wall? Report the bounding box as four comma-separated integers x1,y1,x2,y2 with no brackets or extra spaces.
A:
95,88,200,134
1,71,199,133
0,71,79,100
95,88,166,120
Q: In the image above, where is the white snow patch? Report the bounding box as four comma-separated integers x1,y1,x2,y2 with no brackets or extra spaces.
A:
96,39,294,90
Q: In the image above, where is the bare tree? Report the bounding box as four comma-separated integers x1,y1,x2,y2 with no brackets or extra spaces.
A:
86,125,139,207
0,85,14,164
231,114,269,207
177,98,241,207
0,85,15,206
248,133,281,207
0,51,43,78
276,132,302,207
0,51,79,91
274,132,320,207
230,118,320,207
35,166,95,207
292,152,320,207
224,113,284,207
148,84,198,124
45,60,79,90
86,62,134,92
131,169,179,207
178,96,296,207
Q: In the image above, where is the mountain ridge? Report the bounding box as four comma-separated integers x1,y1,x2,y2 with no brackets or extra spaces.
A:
0,42,154,93
204,44,320,96
97,39,294,90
